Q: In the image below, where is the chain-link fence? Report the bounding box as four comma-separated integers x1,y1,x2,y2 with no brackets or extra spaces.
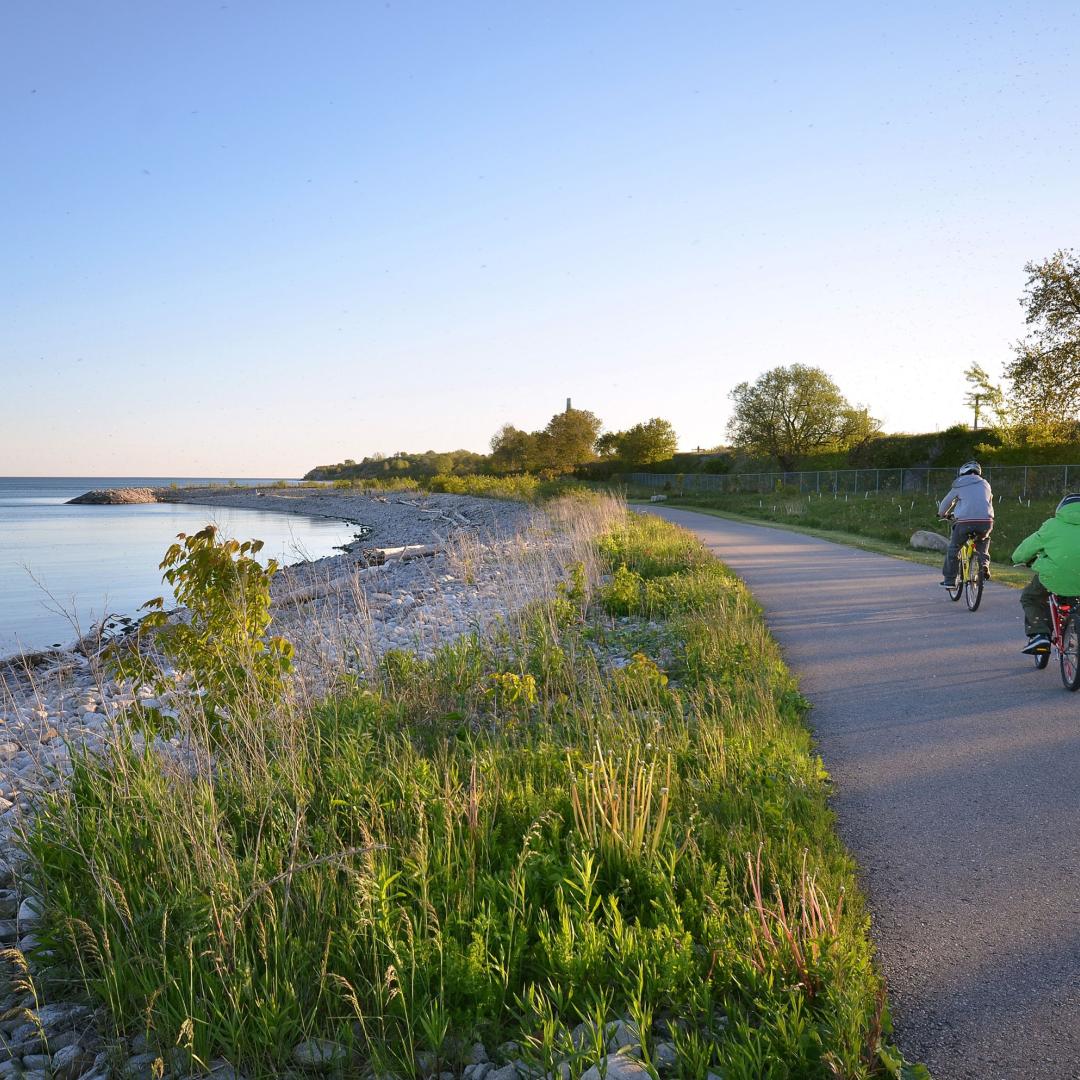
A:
624,464,1080,500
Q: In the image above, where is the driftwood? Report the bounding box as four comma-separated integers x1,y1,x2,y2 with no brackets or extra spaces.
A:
275,545,443,606
393,499,475,529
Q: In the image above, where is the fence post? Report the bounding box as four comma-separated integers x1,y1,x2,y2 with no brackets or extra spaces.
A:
1024,466,1029,499
1066,465,1070,491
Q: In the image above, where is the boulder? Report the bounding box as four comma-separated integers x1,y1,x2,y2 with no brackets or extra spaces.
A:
910,529,948,552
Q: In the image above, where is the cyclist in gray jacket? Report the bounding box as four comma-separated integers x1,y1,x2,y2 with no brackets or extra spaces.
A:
937,461,994,587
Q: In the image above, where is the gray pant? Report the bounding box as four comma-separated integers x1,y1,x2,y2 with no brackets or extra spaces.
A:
943,520,992,582
1021,574,1052,637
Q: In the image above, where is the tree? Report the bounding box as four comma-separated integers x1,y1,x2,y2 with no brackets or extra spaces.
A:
596,418,679,466
962,364,1004,430
837,406,881,449
489,424,538,473
595,431,622,459
534,407,602,473
727,365,871,470
1003,250,1080,438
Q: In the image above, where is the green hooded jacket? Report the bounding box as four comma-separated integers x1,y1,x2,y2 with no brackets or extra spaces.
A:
1011,501,1080,596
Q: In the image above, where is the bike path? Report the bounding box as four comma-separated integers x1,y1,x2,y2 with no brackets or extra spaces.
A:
644,507,1080,1080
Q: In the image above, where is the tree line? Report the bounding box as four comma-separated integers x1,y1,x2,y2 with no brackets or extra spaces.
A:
308,249,1080,482
725,249,1080,471
305,411,679,481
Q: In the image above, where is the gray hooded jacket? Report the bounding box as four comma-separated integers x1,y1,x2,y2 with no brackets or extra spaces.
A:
938,473,994,522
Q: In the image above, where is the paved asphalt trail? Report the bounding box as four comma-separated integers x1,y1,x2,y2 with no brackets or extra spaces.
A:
645,507,1080,1080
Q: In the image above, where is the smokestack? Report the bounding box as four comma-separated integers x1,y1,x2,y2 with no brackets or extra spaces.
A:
566,397,572,413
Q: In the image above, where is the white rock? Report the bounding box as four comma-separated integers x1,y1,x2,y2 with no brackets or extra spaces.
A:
653,1042,677,1071
17,896,42,927
50,1043,95,1080
579,1057,651,1080
291,1039,347,1069
607,1020,640,1055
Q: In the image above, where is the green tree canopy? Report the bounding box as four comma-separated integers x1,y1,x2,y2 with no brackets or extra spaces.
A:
1004,250,1080,439
595,418,679,466
727,365,873,470
534,407,602,473
489,424,538,474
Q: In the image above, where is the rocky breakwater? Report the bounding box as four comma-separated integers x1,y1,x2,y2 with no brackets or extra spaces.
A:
67,488,162,505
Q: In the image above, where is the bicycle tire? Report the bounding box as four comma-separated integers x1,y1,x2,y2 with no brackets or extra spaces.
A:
1035,648,1051,670
1061,615,1080,690
948,574,963,602
964,551,983,611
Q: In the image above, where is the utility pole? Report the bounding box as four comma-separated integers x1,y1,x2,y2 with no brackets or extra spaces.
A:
566,397,572,413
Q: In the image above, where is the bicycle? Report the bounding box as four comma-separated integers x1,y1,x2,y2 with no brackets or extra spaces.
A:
942,517,985,611
1031,592,1080,690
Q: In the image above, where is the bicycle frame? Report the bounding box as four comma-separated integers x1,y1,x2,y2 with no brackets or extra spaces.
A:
942,517,986,610
1033,592,1080,689
1049,594,1073,651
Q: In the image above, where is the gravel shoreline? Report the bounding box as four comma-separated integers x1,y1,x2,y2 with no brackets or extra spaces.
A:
0,491,539,829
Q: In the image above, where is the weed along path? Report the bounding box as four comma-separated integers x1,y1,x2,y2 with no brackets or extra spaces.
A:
643,506,1080,1080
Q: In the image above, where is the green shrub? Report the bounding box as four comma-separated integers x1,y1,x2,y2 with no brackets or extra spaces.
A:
112,526,293,734
601,563,644,615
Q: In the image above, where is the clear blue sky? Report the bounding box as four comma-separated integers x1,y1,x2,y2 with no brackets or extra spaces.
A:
3,1,1078,475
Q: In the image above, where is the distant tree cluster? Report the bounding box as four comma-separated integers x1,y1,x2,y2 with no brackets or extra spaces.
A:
305,448,489,482
489,407,603,475
308,251,1080,487
308,406,682,481
595,418,679,466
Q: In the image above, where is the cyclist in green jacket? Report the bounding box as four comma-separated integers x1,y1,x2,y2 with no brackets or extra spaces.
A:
1012,493,1080,653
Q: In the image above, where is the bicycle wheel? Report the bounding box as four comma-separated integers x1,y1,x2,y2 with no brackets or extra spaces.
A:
948,567,963,602
1060,615,1080,690
964,551,983,611
1035,649,1050,670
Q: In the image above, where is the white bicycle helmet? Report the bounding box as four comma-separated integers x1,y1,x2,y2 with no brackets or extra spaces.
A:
958,460,982,477
1057,493,1080,512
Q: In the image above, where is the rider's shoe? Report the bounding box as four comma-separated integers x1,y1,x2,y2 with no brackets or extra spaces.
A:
940,579,957,588
982,565,992,580
1022,634,1051,654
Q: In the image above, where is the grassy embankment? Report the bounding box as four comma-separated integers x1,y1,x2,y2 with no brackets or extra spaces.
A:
20,503,924,1079
648,490,1058,589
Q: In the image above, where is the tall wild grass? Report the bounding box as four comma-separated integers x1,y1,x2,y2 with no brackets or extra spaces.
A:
19,501,919,1079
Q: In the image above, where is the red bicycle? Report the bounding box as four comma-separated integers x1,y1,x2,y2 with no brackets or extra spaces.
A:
1032,592,1080,690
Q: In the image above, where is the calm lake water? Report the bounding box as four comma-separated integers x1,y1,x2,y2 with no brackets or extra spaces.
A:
0,477,356,657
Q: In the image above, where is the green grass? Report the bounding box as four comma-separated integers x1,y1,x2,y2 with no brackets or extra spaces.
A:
20,510,926,1079
646,490,1056,589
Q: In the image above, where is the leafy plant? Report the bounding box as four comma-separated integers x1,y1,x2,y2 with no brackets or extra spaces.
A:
601,564,644,615
115,526,293,731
